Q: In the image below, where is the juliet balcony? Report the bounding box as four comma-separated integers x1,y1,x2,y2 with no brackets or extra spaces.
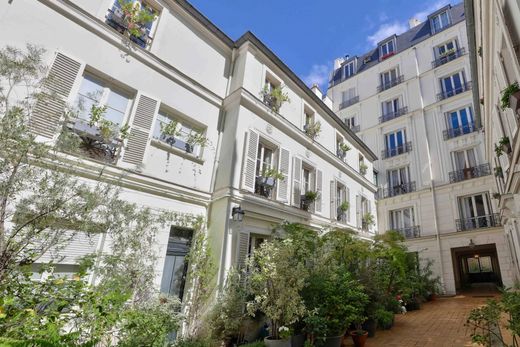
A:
393,226,421,239
431,48,466,68
339,96,360,110
379,106,409,123
437,81,472,101
379,181,416,199
377,75,405,92
381,142,412,159
443,122,480,140
448,163,491,183
456,213,501,232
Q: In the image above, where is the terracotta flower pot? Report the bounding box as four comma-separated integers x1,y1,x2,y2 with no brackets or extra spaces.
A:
350,331,368,347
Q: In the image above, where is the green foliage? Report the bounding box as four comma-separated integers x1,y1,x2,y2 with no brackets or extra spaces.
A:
374,308,394,328
173,337,215,347
339,142,351,153
362,213,375,227
261,85,290,113
261,167,285,181
239,342,265,347
160,120,180,138
117,0,156,41
304,120,321,139
303,191,319,203
500,82,520,110
85,104,128,141
186,131,210,148
339,201,350,212
494,166,503,178
359,162,368,175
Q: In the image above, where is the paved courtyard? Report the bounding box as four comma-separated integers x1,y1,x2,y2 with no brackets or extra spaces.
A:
343,290,499,347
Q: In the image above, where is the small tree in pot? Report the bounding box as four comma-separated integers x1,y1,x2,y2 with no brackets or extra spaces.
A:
301,191,319,211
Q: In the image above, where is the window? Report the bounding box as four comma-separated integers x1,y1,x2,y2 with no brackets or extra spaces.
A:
342,87,356,103
387,166,410,187
437,40,457,57
344,62,355,78
345,116,356,128
458,193,493,229
255,141,278,198
382,98,400,116
440,71,466,97
359,154,367,175
264,78,277,92
447,107,474,136
302,166,313,193
431,11,450,33
304,109,314,128
452,148,477,171
390,207,415,231
384,129,407,157
107,0,158,48
467,256,493,273
380,40,395,58
160,227,192,300
152,111,205,157
381,69,398,87
75,74,131,126
336,182,349,223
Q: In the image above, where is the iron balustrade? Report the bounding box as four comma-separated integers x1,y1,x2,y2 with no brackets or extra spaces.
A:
443,122,480,140
392,226,421,239
456,213,501,232
437,81,472,101
448,164,491,183
377,75,404,92
339,96,360,110
381,142,412,159
349,124,360,133
379,106,409,123
431,48,466,68
379,181,416,199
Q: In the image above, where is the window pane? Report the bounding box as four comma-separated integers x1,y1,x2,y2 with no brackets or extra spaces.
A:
474,195,486,216
106,90,129,113
467,258,480,273
104,108,125,126
479,256,493,272
78,76,104,101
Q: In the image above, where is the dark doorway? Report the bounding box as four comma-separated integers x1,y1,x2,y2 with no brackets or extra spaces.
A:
451,243,503,292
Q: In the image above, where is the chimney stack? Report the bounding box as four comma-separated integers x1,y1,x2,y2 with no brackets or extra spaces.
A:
408,18,421,29
311,84,322,99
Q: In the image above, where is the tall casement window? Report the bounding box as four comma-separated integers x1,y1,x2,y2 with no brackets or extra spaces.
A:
446,107,474,137
340,87,358,109
75,74,131,126
380,39,396,59
440,71,466,98
153,111,206,157
254,140,279,199
390,207,419,238
381,97,400,119
160,227,192,300
431,11,450,33
334,182,349,223
345,115,358,132
386,166,413,197
292,157,322,213
457,193,496,230
344,62,355,78
452,148,477,171
384,129,407,157
380,68,398,89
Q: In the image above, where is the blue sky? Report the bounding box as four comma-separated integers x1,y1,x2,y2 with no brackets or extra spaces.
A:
189,0,455,91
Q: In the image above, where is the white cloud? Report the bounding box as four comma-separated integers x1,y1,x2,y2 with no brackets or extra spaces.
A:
367,21,407,46
366,0,450,47
303,63,330,89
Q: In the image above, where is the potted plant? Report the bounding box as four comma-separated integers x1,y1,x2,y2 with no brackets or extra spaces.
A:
494,166,503,178
256,168,285,198
186,131,209,154
498,136,511,155
304,121,321,139
337,201,349,221
374,308,394,330
439,48,456,58
301,191,319,211
350,322,368,347
362,213,374,231
115,0,156,44
492,192,501,200
159,120,180,146
261,84,290,113
337,142,351,159
359,162,368,176
500,82,520,111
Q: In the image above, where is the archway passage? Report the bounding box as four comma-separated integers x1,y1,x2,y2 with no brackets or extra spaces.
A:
451,243,503,293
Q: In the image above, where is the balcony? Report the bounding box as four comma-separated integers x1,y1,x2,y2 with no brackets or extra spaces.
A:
379,106,409,123
377,75,404,92
381,142,412,159
392,226,421,239
437,81,472,101
456,213,501,232
348,124,360,133
443,123,480,140
448,164,491,183
431,48,466,68
379,181,416,199
339,96,359,110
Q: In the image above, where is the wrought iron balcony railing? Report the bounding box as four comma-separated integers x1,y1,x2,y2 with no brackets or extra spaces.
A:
448,164,491,183
377,75,405,92
437,81,472,101
392,226,421,239
348,124,360,133
339,96,359,110
381,142,412,159
379,106,409,123
431,48,466,68
443,122,480,140
379,181,416,199
456,213,501,232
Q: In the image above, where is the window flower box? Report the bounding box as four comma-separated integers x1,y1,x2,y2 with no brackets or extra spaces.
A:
381,52,395,60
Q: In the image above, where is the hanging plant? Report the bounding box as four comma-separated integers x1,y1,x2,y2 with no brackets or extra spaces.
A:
304,120,321,139
117,0,156,40
359,162,368,176
185,130,210,154
500,82,520,110
260,84,290,113
339,201,350,212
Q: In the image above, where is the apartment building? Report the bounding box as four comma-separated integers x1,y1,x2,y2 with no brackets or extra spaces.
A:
327,3,515,294
466,0,520,284
0,0,377,302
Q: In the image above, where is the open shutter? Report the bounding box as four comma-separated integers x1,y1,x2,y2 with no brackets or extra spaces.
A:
330,180,337,220
276,147,290,202
30,52,83,138
346,187,351,222
122,93,159,165
292,157,302,207
315,169,323,213
236,230,250,270
241,130,259,192
368,200,373,231
356,195,362,228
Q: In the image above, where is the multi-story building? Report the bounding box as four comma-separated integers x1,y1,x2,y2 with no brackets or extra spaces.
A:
0,0,377,305
466,0,520,284
327,2,515,294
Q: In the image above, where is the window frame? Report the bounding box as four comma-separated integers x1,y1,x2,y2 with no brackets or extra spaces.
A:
431,11,450,33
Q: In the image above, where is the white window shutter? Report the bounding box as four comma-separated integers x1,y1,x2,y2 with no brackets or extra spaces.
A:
356,195,362,228
121,93,160,165
346,187,351,222
292,157,302,207
276,147,290,202
330,180,337,221
315,169,323,213
241,130,259,192
30,52,84,138
236,230,250,270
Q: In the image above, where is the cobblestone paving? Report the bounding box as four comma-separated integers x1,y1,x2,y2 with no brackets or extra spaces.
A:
342,292,498,347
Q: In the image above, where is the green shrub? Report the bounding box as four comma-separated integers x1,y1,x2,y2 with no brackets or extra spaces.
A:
239,342,265,347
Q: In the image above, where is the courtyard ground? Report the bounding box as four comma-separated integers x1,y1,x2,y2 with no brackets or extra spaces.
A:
342,286,499,347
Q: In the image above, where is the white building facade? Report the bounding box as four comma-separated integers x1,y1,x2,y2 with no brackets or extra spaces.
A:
327,3,515,294
0,0,378,302
467,0,520,285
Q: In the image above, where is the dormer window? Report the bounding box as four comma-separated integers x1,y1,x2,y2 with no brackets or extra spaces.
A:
431,11,450,33
380,40,395,60
344,61,355,78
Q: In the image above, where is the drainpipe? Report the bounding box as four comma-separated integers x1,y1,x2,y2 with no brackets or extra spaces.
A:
412,47,446,294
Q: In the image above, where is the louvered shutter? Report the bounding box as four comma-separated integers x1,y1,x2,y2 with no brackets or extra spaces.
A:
356,195,362,228
330,180,337,221
292,157,302,207
346,187,351,222
122,93,159,165
241,130,259,192
368,200,373,231
30,52,83,138
315,169,323,213
236,230,250,270
276,147,290,202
